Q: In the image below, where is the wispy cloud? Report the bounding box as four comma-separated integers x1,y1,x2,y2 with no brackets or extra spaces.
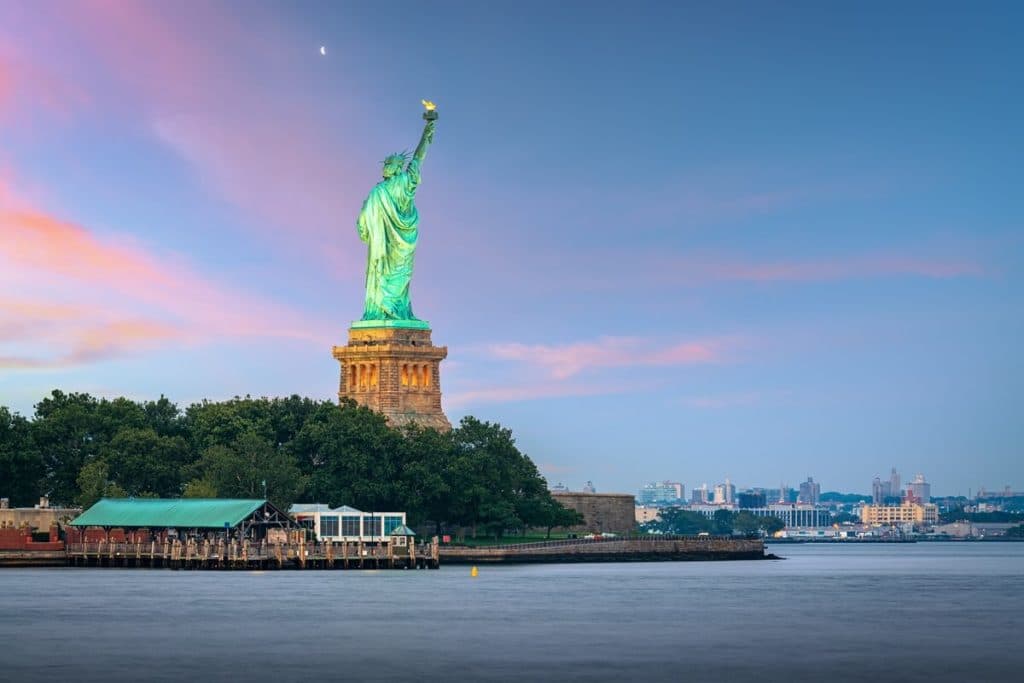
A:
485,335,732,380
0,177,333,369
0,59,10,112
56,1,365,274
0,49,87,124
0,315,182,369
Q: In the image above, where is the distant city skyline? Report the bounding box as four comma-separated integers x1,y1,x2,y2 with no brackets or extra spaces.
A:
1,3,1021,493
588,468,1005,499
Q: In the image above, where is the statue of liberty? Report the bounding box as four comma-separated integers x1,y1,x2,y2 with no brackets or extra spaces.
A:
356,101,438,326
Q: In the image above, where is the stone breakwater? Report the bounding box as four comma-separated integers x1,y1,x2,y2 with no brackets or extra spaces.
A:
0,550,66,567
441,536,767,564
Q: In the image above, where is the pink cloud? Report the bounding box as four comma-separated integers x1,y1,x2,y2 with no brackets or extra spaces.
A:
0,177,334,368
0,59,9,111
150,114,355,261
0,49,88,124
55,1,365,274
0,313,183,369
486,335,729,380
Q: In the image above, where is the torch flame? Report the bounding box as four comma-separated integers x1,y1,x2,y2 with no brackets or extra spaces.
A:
421,99,437,112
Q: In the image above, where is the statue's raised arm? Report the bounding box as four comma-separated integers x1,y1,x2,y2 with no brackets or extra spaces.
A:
413,100,438,167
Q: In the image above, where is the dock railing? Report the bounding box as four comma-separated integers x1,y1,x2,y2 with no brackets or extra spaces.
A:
64,537,440,569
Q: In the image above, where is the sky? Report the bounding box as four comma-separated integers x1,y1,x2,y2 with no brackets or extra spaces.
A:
1,1,1021,496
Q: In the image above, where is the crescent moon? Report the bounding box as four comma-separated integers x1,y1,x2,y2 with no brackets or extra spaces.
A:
320,46,326,56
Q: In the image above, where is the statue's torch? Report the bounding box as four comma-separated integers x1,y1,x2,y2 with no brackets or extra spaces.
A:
422,99,438,121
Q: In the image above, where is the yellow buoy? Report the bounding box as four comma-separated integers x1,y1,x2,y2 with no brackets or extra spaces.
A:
470,566,479,577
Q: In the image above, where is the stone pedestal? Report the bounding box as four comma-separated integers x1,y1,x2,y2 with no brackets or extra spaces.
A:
332,325,451,431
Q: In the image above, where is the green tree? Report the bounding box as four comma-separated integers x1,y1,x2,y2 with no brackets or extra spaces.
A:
267,395,331,452
296,400,402,511
185,397,275,452
732,511,762,535
730,512,785,536
449,417,550,538
142,396,188,439
182,477,219,498
522,496,585,538
394,424,456,530
31,391,104,505
9,389,566,530
760,516,785,535
0,407,43,507
76,459,126,508
711,508,735,535
93,396,148,439
191,431,307,509
103,427,192,497
650,507,712,535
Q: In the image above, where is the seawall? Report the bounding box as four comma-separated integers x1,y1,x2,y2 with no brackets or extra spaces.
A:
441,536,765,564
0,550,66,567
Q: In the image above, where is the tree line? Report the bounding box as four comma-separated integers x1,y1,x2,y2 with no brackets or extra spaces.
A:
0,391,582,538
643,507,785,536
940,509,1024,524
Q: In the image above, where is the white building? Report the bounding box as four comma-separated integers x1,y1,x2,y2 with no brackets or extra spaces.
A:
289,504,407,543
748,503,830,528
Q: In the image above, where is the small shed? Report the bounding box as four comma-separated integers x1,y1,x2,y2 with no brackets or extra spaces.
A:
388,524,416,547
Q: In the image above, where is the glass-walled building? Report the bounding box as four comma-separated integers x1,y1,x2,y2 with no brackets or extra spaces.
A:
289,503,407,543
638,481,685,506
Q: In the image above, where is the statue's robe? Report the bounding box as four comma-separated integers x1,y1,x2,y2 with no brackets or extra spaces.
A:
357,158,422,320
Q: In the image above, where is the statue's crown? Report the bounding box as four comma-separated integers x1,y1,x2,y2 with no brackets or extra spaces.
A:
382,152,410,167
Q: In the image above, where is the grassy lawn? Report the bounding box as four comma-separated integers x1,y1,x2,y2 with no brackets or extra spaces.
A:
449,533,573,546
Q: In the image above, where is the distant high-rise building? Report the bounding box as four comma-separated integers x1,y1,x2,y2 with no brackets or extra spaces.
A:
908,474,931,503
582,480,597,494
798,477,821,505
889,468,901,501
638,481,684,506
711,480,736,505
872,476,886,505
737,491,767,509
713,484,727,504
767,484,796,504
872,468,902,504
691,484,709,504
549,482,569,493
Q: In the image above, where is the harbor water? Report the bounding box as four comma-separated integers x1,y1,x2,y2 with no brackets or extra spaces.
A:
1,542,1022,681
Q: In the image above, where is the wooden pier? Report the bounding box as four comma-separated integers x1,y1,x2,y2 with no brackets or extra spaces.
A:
65,537,440,570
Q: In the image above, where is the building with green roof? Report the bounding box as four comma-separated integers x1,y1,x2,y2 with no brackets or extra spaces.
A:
70,498,296,540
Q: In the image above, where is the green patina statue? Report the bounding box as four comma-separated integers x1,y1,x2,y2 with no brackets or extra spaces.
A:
355,101,438,328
